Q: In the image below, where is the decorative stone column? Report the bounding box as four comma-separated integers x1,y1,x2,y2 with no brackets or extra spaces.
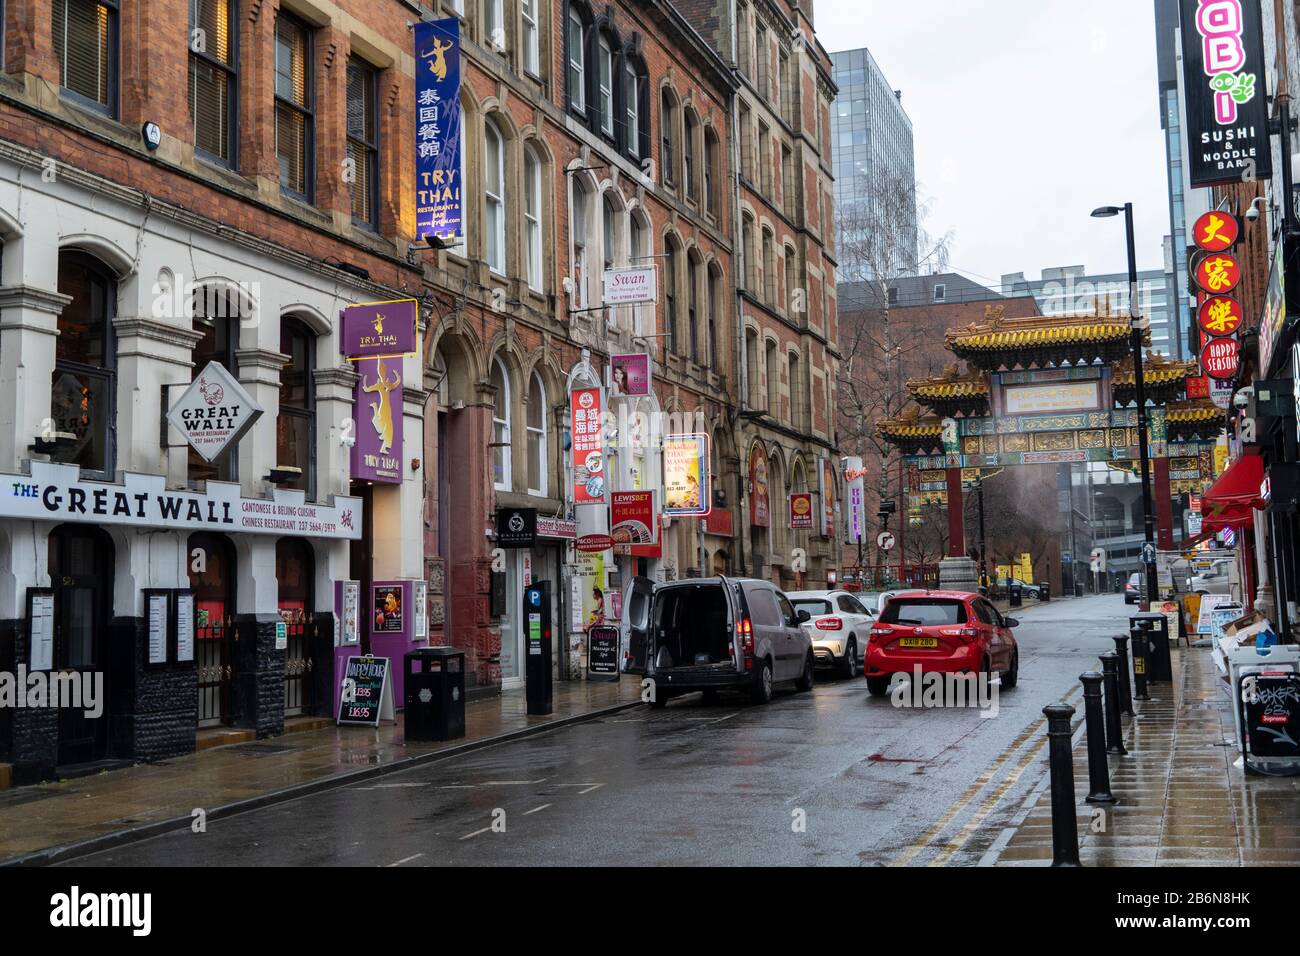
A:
0,285,69,472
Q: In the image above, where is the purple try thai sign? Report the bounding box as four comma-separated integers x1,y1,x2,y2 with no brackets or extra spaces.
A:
340,299,419,361
352,356,403,484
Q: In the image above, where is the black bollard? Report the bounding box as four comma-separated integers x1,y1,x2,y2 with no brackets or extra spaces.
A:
1043,703,1081,867
1130,626,1151,701
1112,634,1133,717
1100,652,1127,756
1080,672,1117,805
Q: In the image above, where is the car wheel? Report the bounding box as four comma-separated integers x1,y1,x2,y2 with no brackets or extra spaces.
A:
750,660,774,705
796,652,815,692
838,639,858,680
866,675,890,697
648,693,669,709
1002,650,1019,690
701,688,720,704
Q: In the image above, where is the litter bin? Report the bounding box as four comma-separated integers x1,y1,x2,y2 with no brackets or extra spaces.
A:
1038,581,1050,602
1130,613,1172,683
404,646,466,741
1009,584,1022,607
1075,582,1084,598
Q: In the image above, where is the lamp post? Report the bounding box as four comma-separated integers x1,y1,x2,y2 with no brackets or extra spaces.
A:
1092,203,1158,611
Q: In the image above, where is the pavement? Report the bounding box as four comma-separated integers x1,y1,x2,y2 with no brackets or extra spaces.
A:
59,594,1115,867
0,677,643,865
990,628,1300,866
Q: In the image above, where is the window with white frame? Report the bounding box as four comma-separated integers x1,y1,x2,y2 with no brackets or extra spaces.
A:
625,63,641,158
527,372,547,496
602,196,620,326
521,0,539,75
630,213,647,335
485,0,505,51
485,118,505,273
491,358,512,490
598,36,614,136
571,180,589,308
524,146,542,291
567,9,585,112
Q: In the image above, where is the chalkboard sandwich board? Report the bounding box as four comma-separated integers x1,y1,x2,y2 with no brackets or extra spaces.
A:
338,655,396,726
587,625,621,682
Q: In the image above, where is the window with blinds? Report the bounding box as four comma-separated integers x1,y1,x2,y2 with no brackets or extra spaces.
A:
189,0,235,165
53,0,117,114
275,14,313,200
346,59,378,228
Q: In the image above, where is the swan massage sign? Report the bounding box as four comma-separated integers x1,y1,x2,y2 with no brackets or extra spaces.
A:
341,299,419,484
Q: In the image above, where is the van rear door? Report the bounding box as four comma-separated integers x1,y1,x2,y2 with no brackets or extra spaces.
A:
623,577,656,675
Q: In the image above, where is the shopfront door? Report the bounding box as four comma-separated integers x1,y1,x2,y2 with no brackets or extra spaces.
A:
49,525,112,766
277,538,315,716
500,551,523,688
190,533,237,726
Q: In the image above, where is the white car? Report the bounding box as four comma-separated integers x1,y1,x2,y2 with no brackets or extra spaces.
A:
787,589,876,679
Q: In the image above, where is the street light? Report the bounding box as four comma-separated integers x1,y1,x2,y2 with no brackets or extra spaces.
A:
1091,202,1158,611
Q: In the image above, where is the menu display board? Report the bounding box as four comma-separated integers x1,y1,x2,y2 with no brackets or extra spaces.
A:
176,592,195,662
337,656,394,726
587,624,620,680
147,592,169,665
27,589,54,672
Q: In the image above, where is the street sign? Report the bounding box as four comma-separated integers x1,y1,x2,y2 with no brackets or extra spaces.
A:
877,531,896,551
1142,542,1157,564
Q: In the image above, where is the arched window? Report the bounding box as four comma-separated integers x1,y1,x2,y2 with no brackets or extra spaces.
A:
664,239,679,355
597,34,615,136
524,145,543,291
188,288,239,487
788,351,802,427
629,211,649,335
765,338,779,415
491,357,512,490
660,88,676,185
784,247,797,316
742,213,757,292
707,265,721,370
571,178,591,308
277,317,316,497
602,194,620,326
484,117,506,273
684,109,699,202
624,57,647,159
704,127,720,216
762,229,775,305
526,372,547,496
687,252,701,363
566,7,587,113
53,252,116,476
745,327,760,408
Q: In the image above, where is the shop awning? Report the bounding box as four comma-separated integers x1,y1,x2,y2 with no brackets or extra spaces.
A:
1202,453,1265,513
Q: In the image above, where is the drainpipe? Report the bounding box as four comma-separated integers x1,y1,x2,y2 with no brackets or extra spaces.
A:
729,0,748,577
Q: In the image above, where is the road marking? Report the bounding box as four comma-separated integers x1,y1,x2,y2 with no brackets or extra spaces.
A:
554,783,603,787
888,686,1082,867
481,779,547,785
386,853,424,867
459,826,492,841
577,784,604,795
523,804,551,815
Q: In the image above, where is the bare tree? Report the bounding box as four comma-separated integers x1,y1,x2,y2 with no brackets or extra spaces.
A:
835,169,952,568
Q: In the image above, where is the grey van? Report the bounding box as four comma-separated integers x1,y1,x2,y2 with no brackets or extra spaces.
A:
623,576,815,706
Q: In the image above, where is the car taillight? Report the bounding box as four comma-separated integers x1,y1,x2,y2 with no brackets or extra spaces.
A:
959,627,979,640
814,617,843,631
869,625,893,645
736,616,755,669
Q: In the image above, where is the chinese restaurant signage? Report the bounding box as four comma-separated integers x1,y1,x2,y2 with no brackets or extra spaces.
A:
1201,336,1241,380
414,19,463,240
1178,0,1272,188
1192,210,1240,251
570,387,605,502
3,462,361,539
1198,295,1244,337
166,361,263,463
789,493,814,530
1194,251,1242,295
352,357,404,484
664,433,710,516
340,299,419,360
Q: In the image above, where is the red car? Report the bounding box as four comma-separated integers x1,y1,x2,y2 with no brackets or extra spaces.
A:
865,590,1020,697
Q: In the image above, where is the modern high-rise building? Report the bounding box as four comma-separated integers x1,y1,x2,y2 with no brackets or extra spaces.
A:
999,265,1176,357
830,46,918,277
1154,0,1192,359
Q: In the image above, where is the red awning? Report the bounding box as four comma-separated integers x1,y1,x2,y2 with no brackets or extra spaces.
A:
1202,453,1265,513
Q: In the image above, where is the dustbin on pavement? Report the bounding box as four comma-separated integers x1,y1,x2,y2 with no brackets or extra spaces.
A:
1130,613,1172,683
1009,584,1022,607
1075,582,1084,597
1038,581,1050,602
404,646,466,741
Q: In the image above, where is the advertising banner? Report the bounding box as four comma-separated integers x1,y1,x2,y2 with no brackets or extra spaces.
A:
602,267,657,306
576,550,607,632
1259,240,1287,375
749,444,770,528
609,353,651,397
843,455,865,544
610,491,657,544
340,299,419,361
166,361,263,463
571,387,605,502
1178,0,1272,187
414,19,463,240
352,356,403,484
789,493,814,530
664,433,710,516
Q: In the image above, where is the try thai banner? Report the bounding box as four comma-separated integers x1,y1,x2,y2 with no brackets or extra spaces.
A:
414,19,463,241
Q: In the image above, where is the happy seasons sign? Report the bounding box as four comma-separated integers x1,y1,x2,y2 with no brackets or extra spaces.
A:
3,462,362,539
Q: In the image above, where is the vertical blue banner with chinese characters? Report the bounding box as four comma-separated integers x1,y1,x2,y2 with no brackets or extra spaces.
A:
414,19,462,241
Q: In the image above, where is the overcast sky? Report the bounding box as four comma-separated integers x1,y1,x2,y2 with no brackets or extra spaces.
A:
819,0,1170,287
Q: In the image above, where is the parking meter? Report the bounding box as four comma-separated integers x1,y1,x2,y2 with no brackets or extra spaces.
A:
525,580,553,715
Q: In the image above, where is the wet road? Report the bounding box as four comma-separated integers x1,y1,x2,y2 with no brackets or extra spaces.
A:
72,594,1130,866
